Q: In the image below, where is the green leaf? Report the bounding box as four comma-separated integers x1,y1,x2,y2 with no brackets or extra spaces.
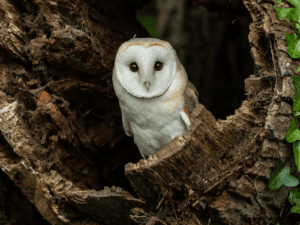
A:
294,141,300,172
293,111,300,117
294,92,300,112
288,0,300,24
286,33,300,58
286,119,300,143
269,163,299,190
136,15,160,38
291,204,300,214
274,6,293,20
292,76,300,91
292,77,300,111
289,188,300,205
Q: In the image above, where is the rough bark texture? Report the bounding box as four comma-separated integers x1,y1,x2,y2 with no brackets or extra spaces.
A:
0,0,299,225
0,0,151,224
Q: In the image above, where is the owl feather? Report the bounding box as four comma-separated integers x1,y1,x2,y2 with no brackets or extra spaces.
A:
112,37,199,159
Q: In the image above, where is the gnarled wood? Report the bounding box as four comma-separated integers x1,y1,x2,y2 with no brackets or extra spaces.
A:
0,0,151,224
125,99,265,204
125,0,299,223
0,0,299,224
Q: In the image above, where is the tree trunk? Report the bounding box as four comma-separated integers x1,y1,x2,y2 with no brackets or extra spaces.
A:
0,0,298,225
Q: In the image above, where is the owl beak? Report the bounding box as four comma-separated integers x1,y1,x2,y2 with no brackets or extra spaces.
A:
144,81,151,91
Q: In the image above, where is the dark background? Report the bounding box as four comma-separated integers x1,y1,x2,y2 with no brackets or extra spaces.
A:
136,0,254,120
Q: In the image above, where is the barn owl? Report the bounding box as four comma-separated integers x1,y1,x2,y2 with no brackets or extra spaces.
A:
112,37,199,159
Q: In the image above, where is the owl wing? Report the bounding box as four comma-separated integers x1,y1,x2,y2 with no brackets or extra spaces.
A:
180,81,199,130
120,107,133,137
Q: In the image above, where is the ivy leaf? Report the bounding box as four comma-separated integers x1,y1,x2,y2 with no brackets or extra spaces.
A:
294,141,300,172
269,163,299,190
293,77,300,111
293,111,300,117
274,6,292,21
286,33,300,58
286,119,300,143
294,91,300,111
291,204,300,214
289,188,300,205
292,75,300,91
288,0,300,24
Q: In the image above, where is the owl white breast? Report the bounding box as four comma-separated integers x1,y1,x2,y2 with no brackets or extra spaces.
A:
112,37,199,159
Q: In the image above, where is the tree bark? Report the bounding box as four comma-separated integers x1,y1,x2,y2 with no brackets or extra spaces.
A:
0,0,298,225
0,0,151,224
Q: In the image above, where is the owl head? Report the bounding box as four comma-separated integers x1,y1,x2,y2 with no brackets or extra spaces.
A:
113,38,178,98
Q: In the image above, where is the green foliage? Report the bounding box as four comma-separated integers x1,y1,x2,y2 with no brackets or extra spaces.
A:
285,119,300,143
270,76,300,220
274,0,300,71
136,15,160,38
285,33,300,58
269,163,299,190
267,0,300,220
289,188,300,214
293,141,300,172
293,76,300,111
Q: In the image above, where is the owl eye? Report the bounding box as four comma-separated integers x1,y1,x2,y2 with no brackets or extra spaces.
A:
154,62,163,71
129,63,138,72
